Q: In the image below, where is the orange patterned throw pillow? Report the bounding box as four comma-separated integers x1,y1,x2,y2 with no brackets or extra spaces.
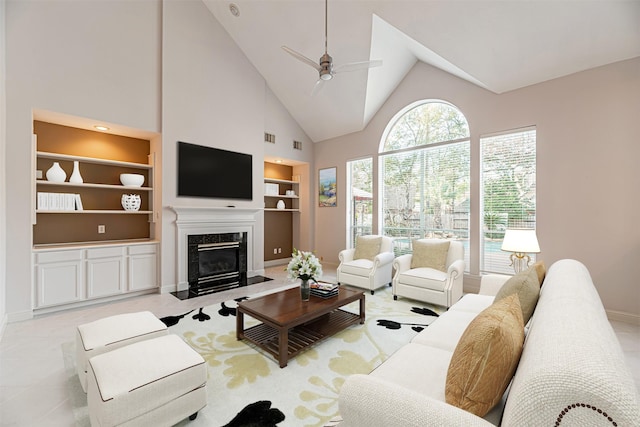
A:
445,294,525,417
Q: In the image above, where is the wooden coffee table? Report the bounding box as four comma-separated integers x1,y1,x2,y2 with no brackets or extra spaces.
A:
236,286,365,368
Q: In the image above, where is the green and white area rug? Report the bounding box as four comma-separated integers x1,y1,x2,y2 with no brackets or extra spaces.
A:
63,285,441,427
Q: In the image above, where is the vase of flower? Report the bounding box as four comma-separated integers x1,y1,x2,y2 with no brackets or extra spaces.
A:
300,279,311,301
286,248,323,302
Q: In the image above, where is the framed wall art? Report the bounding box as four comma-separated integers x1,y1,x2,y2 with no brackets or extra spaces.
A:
318,167,337,207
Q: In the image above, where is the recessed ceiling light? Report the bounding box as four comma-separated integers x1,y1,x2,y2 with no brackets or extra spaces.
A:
94,125,109,131
229,3,240,17
275,159,283,163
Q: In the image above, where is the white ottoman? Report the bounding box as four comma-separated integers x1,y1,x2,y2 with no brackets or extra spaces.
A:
76,311,168,392
87,334,207,427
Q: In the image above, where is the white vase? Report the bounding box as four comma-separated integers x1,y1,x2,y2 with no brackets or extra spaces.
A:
69,161,83,183
121,194,141,211
46,162,66,182
276,200,286,209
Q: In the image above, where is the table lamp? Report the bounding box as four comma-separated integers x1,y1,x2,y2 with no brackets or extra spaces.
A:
501,228,540,273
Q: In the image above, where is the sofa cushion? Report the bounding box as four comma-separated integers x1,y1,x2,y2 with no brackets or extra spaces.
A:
494,266,540,323
448,294,495,314
445,294,524,417
370,343,454,402
410,240,450,271
411,310,479,352
354,235,382,261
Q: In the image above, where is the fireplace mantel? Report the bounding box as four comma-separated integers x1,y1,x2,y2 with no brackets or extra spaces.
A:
170,206,261,291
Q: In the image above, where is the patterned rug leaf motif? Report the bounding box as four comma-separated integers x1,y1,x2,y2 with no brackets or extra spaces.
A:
160,286,441,427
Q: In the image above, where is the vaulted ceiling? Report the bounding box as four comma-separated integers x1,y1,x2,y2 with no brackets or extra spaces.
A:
204,0,640,142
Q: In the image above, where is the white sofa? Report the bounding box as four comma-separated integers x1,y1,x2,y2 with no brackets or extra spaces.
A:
338,259,640,426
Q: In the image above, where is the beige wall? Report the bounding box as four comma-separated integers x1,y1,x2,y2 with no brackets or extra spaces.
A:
314,58,640,320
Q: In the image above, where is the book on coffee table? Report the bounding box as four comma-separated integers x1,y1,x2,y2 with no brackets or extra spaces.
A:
311,281,339,298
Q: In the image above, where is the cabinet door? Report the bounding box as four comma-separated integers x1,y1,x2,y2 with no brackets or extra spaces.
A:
36,260,83,307
86,249,125,298
128,253,158,291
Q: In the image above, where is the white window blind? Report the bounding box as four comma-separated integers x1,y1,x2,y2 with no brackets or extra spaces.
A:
481,128,537,274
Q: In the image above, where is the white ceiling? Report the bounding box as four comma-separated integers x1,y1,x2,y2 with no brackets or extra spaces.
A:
204,0,640,143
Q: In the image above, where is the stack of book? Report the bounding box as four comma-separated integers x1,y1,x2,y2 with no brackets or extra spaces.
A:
310,281,339,299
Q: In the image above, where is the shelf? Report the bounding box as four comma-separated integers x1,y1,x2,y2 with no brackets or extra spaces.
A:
36,180,152,191
37,151,152,169
264,208,300,212
264,194,298,199
264,177,299,185
36,210,153,214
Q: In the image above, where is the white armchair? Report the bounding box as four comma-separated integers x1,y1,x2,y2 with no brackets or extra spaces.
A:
337,235,394,295
392,239,465,308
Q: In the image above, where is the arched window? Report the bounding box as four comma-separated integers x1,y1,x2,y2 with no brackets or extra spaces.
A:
379,100,470,264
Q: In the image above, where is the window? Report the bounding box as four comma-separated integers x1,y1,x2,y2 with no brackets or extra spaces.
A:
346,158,373,248
481,128,537,274
379,101,470,266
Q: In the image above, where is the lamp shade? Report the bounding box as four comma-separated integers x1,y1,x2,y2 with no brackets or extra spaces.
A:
501,229,540,253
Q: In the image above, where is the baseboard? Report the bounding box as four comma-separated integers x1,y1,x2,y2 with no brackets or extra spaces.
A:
606,309,640,326
7,309,34,323
264,258,290,268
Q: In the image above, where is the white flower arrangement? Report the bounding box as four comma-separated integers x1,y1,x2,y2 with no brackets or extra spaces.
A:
286,248,323,282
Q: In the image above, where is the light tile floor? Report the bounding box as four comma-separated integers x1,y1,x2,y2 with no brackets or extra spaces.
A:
0,266,638,426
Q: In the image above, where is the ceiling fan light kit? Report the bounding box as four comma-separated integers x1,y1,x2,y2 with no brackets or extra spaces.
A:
282,0,381,90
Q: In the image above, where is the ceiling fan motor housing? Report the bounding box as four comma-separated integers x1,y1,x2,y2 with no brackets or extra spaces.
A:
319,53,333,80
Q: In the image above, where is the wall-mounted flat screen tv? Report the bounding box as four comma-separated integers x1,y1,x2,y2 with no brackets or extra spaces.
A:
177,141,253,200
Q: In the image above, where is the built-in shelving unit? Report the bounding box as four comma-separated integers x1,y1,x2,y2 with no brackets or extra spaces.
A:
35,151,154,217
30,118,160,313
264,177,300,212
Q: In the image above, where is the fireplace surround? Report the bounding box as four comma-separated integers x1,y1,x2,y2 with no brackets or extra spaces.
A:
171,206,261,293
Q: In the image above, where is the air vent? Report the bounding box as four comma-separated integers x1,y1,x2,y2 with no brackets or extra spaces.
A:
264,132,276,144
293,140,302,150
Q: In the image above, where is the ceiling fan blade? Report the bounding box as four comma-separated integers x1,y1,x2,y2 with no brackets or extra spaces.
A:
333,59,383,74
311,79,326,97
282,46,322,72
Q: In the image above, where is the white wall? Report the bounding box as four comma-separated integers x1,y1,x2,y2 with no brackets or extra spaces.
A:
161,0,268,288
4,0,162,319
314,58,640,320
0,0,7,334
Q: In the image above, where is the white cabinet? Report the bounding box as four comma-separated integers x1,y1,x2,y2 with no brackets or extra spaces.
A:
86,246,126,298
35,250,83,308
128,244,158,291
33,242,158,310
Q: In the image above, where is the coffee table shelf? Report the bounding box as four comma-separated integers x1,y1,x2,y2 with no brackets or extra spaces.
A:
242,309,360,362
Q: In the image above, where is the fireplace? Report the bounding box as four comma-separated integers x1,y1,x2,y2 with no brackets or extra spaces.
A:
187,232,247,295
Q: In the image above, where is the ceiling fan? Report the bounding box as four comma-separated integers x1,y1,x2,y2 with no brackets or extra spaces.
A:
282,0,382,94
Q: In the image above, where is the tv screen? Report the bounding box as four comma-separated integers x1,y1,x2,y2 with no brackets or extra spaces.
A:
177,141,253,200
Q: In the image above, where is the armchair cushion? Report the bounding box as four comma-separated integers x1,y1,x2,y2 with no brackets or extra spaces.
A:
354,235,383,261
339,258,375,276
494,266,540,323
410,240,450,271
397,268,448,292
445,294,524,417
